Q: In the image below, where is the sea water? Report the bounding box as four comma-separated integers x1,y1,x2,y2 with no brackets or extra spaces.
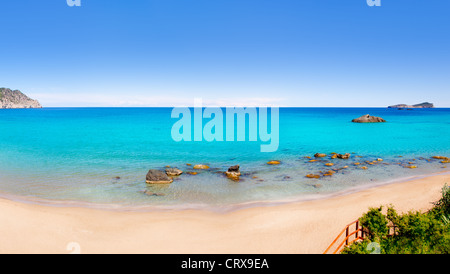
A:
0,107,449,209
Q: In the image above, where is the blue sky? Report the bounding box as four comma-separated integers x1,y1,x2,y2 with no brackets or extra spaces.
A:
0,0,449,107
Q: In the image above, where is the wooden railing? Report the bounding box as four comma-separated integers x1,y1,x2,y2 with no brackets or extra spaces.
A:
323,219,365,254
324,219,399,254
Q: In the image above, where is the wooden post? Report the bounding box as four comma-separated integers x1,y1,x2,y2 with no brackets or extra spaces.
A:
345,227,349,245
355,220,359,239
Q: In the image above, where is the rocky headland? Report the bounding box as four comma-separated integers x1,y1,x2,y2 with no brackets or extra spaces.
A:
0,87,42,109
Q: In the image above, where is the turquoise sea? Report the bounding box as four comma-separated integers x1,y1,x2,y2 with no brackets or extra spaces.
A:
0,107,449,210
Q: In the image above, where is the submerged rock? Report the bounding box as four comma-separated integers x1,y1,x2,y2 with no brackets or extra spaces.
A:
352,114,386,123
323,170,335,176
314,153,327,158
432,156,449,160
306,174,321,179
143,190,166,196
187,171,198,175
267,160,281,165
165,167,183,176
193,164,210,170
146,169,174,184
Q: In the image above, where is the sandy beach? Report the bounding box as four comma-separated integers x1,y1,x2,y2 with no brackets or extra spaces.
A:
0,172,448,254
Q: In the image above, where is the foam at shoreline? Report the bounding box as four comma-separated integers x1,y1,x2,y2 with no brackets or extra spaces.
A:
1,170,448,213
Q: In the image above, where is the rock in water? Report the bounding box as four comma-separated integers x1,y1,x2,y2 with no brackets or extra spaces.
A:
225,165,241,181
336,153,351,159
0,88,42,109
146,169,174,184
351,114,386,123
306,174,321,179
165,167,183,176
314,153,327,158
193,164,210,170
432,156,449,160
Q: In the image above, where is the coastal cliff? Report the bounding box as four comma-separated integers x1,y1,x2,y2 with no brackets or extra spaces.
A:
0,88,42,109
388,102,434,109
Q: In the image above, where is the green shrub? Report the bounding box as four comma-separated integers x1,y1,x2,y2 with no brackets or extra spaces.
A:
432,183,450,216
359,206,389,241
342,184,450,254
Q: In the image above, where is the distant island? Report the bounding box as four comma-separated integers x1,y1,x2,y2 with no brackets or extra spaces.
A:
388,102,434,109
0,87,42,109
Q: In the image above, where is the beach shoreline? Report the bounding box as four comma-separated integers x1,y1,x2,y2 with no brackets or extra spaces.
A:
0,172,448,254
0,170,448,213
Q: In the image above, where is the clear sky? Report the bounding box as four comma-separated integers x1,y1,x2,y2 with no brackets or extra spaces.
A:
0,0,449,107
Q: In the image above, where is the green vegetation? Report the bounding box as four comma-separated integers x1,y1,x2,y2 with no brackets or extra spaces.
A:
342,183,450,254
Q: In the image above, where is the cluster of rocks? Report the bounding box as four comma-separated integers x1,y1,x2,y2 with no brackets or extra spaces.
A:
305,152,381,179
140,154,448,195
432,156,449,163
145,164,242,185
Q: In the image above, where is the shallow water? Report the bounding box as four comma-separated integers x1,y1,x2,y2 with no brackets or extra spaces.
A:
0,107,449,208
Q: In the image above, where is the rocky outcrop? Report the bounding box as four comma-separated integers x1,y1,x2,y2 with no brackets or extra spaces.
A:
352,114,386,123
146,169,174,184
336,153,351,159
0,88,42,109
388,102,434,109
225,165,241,181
